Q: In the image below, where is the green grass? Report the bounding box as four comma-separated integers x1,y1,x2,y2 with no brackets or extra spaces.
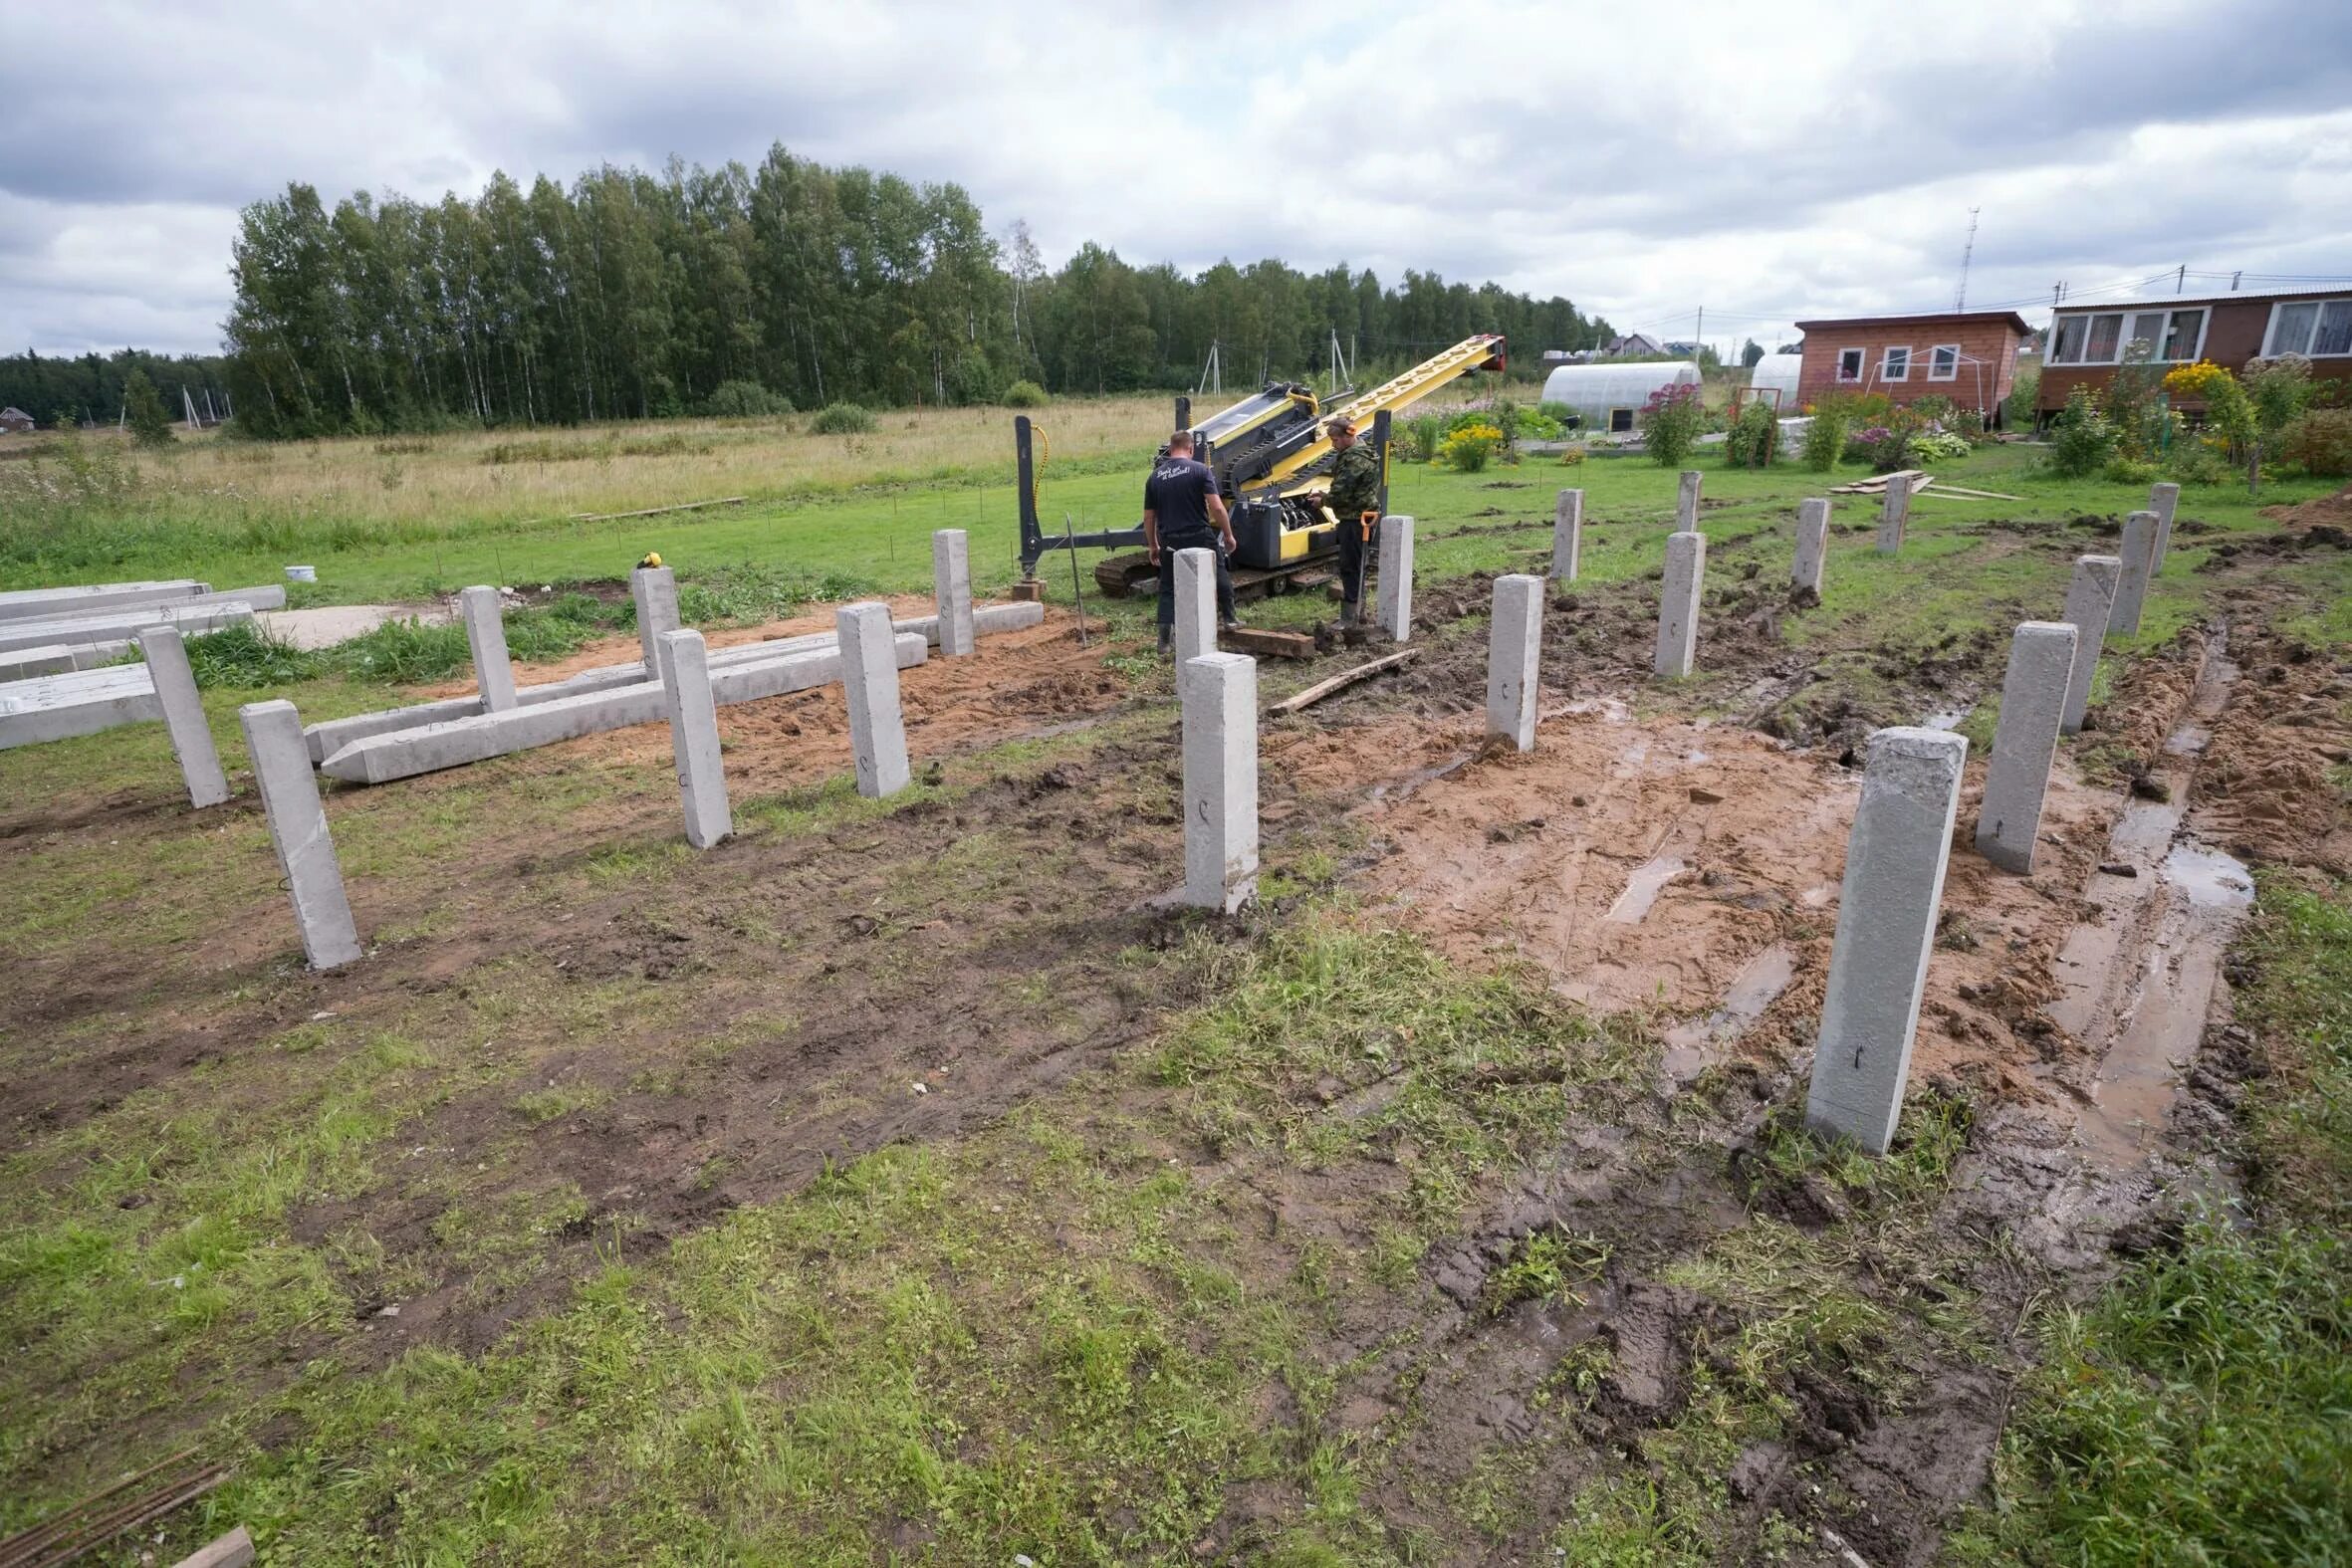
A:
1953,875,2352,1565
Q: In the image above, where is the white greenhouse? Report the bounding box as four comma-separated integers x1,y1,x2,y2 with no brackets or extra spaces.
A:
1538,361,1701,433
1746,352,1804,411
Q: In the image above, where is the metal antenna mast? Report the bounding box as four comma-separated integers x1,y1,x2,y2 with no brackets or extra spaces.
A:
1955,207,1981,310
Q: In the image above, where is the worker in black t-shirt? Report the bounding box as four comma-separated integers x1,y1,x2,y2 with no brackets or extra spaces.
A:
1141,429,1240,653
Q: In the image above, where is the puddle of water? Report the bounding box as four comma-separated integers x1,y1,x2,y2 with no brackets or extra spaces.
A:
2046,627,2253,1167
1370,751,1475,804
1604,854,1686,924
1661,942,1797,1081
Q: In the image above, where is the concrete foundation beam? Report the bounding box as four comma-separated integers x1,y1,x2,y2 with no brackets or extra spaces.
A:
458,585,518,711
0,640,132,680
838,602,912,798
933,530,975,657
2109,511,2159,638
0,600,255,656
1551,490,1584,581
2057,555,2121,735
1805,726,1968,1154
1181,650,1258,912
138,625,230,807
240,699,363,970
317,633,925,784
2149,482,2181,569
1375,515,1415,641
1792,498,1830,596
1487,573,1543,751
1975,621,2077,874
1654,530,1705,679
1878,478,1910,555
0,664,160,749
0,579,206,624
660,629,732,848
1676,470,1703,533
1174,547,1215,675
629,564,681,687
304,607,1017,766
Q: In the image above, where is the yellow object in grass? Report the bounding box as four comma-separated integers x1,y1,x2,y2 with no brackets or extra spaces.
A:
639,552,662,568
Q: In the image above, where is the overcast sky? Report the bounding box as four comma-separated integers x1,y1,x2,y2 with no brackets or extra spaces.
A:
5,0,2350,359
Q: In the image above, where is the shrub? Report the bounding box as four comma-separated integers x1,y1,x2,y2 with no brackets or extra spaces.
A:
2165,441,2231,487
123,369,174,447
1537,400,1578,427
1557,445,1586,467
809,401,876,435
2165,360,2255,459
703,379,793,419
2004,364,2041,432
1000,379,1050,409
2280,408,2352,478
1800,405,1850,473
1438,420,1505,473
182,623,323,689
1910,430,1973,463
1638,382,1705,467
2047,386,2118,479
2103,455,2159,485
1516,409,1565,443
1724,399,1777,468
1401,414,1445,463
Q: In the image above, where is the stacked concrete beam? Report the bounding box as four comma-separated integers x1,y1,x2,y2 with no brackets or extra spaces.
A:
1181,651,1258,913
317,633,927,784
0,666,160,750
1878,478,1911,555
1974,621,2077,874
1675,471,1703,533
1804,727,1968,1155
2057,555,2121,735
458,586,518,712
0,599,259,657
1486,574,1543,752
932,530,975,657
837,602,911,798
1792,498,1830,597
1375,516,1415,641
1654,531,1705,679
2148,482,2182,570
631,564,680,683
239,699,363,971
659,629,732,848
1550,490,1584,581
0,579,206,623
0,641,135,680
2109,512,2159,638
138,625,231,808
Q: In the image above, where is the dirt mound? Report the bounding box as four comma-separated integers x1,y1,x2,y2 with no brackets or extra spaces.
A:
2258,483,2352,531
2196,631,2352,874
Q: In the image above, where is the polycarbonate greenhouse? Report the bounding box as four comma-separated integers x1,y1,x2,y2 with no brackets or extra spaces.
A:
1538,360,1701,433
1746,352,1803,411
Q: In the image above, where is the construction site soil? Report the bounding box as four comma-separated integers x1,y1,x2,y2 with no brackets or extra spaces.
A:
4,527,2344,1561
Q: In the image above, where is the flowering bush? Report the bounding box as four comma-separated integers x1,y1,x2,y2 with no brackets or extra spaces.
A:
1800,397,1853,472
1724,398,1777,468
1439,420,1505,472
1639,382,1706,467
2164,359,2254,459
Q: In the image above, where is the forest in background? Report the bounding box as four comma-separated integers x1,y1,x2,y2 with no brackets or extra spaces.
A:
215,145,1611,438
0,349,231,431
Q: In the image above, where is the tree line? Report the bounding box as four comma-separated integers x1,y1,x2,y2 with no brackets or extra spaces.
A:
221,145,1613,438
0,349,232,430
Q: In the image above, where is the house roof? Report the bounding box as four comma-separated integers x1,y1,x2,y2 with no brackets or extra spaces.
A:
1,406,33,419
1793,310,2033,336
2050,285,2351,314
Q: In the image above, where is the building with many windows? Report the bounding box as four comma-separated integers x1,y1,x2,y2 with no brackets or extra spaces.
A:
1791,311,2034,423
2034,287,2352,419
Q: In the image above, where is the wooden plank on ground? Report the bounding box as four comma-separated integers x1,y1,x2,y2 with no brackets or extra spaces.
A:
1914,484,2024,501
170,1526,255,1568
1219,626,1317,660
1267,648,1419,716
570,497,747,523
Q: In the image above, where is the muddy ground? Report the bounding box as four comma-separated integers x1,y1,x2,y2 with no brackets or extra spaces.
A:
4,505,2348,1562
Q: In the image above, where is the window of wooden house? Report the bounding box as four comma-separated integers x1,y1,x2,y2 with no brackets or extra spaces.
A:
1928,344,1960,380
1836,347,1864,383
2162,309,2207,361
2266,298,2352,357
1882,346,1911,381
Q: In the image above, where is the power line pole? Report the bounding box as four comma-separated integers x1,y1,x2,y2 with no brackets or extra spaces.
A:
2231,270,2241,292
1693,305,1703,364
2176,264,2186,296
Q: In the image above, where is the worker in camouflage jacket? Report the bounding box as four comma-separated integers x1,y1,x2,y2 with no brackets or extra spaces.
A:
1313,416,1383,625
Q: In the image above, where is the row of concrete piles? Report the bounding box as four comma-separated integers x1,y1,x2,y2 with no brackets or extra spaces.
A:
243,531,992,971
1187,475,2189,1158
